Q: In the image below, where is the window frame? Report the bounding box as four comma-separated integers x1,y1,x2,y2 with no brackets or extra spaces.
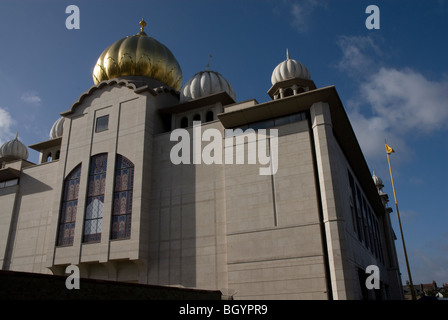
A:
83,153,108,243
57,164,82,247
110,154,134,240
95,115,109,133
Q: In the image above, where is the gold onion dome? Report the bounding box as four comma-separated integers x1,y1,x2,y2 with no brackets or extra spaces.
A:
92,18,183,90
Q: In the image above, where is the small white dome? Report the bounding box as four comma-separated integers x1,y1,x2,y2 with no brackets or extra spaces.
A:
180,70,236,103
49,117,65,139
372,172,383,187
0,133,29,160
271,49,311,85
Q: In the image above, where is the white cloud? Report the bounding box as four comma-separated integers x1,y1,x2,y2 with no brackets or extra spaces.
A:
0,107,15,144
20,91,41,105
288,0,327,34
336,35,383,76
336,36,448,161
350,67,448,161
361,68,448,134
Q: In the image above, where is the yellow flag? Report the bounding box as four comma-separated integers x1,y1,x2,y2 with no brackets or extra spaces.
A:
385,144,395,154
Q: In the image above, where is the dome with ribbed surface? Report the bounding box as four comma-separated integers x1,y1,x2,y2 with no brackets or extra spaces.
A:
0,133,29,160
271,49,311,85
372,172,384,188
180,70,236,103
49,117,65,140
92,18,183,90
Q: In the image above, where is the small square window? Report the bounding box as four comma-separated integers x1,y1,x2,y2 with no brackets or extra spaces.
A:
96,115,109,133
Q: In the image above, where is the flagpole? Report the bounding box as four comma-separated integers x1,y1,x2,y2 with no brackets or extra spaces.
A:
386,145,416,300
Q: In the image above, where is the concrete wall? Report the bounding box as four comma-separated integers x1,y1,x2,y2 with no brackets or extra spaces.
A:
0,82,402,300
225,119,328,299
310,101,402,299
45,84,179,283
0,270,223,300
3,161,58,274
0,184,19,269
148,120,228,291
147,116,329,299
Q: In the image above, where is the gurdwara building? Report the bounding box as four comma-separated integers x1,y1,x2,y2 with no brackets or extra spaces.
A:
0,20,403,299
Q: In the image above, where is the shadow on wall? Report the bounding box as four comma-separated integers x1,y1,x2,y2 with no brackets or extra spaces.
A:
148,129,197,288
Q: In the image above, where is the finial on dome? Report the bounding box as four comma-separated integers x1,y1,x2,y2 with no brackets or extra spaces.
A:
205,54,213,71
137,18,147,36
140,18,146,31
180,68,236,103
0,132,29,161
372,171,384,188
93,19,183,89
271,50,311,85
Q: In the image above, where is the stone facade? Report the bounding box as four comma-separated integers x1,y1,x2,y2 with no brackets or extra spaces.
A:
0,68,403,300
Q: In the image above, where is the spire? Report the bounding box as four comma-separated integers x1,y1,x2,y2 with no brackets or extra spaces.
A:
286,48,290,60
372,170,384,189
205,54,213,71
137,18,147,36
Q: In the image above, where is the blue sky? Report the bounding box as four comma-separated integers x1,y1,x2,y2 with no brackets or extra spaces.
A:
0,0,447,286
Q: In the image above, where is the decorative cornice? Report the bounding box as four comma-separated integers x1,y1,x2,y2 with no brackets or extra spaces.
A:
61,77,178,116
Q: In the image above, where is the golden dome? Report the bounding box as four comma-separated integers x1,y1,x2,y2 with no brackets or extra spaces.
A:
92,18,183,90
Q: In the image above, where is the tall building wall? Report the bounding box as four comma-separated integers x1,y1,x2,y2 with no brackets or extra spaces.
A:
0,184,20,269
0,82,403,299
147,116,329,299
45,83,176,280
312,101,402,299
225,119,328,299
148,120,228,290
2,161,58,274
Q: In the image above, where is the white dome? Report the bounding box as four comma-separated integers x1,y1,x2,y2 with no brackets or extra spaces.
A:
0,133,29,160
271,49,311,85
180,70,236,103
372,172,383,187
49,117,65,139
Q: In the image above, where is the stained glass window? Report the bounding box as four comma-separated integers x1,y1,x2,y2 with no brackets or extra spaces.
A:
57,164,82,246
111,155,134,240
83,153,107,243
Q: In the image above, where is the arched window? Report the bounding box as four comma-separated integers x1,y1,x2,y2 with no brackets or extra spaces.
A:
111,155,134,240
180,117,188,128
206,110,214,122
193,113,201,122
55,150,60,160
284,88,294,97
57,164,82,246
83,153,108,243
46,153,52,162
